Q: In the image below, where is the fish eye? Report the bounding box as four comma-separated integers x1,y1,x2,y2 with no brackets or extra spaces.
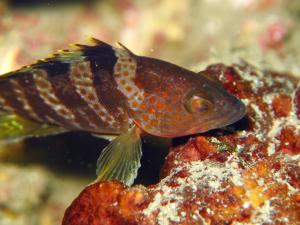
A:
185,95,212,114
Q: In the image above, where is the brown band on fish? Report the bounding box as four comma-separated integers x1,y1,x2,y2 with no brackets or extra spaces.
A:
92,69,128,131
49,74,109,132
70,61,120,130
113,48,144,111
16,73,73,127
32,69,81,128
0,87,15,112
9,79,43,122
0,79,37,119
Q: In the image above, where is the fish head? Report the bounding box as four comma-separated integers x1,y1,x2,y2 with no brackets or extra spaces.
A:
130,57,246,137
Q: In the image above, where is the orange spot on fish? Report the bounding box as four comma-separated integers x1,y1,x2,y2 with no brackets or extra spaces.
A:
126,86,132,92
141,102,146,109
121,80,126,85
162,91,168,97
131,101,139,108
148,108,155,113
156,102,165,110
144,92,149,97
123,71,129,76
142,114,149,122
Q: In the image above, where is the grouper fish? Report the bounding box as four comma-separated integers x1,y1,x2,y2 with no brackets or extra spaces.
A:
0,38,246,185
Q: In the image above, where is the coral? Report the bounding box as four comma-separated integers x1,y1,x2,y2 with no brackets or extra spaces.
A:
63,62,300,225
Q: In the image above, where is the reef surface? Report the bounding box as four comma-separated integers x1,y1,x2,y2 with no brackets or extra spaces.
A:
62,62,300,225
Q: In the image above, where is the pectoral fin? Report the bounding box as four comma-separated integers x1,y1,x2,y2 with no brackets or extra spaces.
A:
95,125,142,186
0,113,65,142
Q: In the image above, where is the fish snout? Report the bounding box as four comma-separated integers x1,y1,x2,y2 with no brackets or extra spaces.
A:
217,96,246,128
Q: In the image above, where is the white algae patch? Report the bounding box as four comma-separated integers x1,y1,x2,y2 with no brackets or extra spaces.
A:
186,160,243,191
143,160,243,225
251,200,274,224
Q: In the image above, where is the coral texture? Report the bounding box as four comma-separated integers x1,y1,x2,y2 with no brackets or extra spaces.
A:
63,63,300,225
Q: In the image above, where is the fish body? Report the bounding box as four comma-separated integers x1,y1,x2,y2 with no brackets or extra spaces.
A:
0,39,246,185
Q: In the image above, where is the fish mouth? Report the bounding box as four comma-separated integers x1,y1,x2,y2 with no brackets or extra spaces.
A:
213,98,246,129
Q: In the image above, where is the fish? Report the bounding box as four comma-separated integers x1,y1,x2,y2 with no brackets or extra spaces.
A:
0,38,246,185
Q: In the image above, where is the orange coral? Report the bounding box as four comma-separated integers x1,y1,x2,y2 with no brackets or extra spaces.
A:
272,95,292,118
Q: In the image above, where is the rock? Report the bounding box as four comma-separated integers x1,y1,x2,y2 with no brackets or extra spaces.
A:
0,164,51,225
62,62,300,225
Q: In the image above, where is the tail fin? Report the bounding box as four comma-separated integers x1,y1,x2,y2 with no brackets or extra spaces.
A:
0,113,65,142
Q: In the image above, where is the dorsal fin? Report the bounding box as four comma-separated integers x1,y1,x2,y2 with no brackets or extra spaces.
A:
0,37,116,79
117,42,136,57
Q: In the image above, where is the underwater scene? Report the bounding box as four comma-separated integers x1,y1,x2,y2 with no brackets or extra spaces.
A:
0,0,300,224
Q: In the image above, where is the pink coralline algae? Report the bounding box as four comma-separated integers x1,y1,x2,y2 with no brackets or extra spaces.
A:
63,62,300,225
